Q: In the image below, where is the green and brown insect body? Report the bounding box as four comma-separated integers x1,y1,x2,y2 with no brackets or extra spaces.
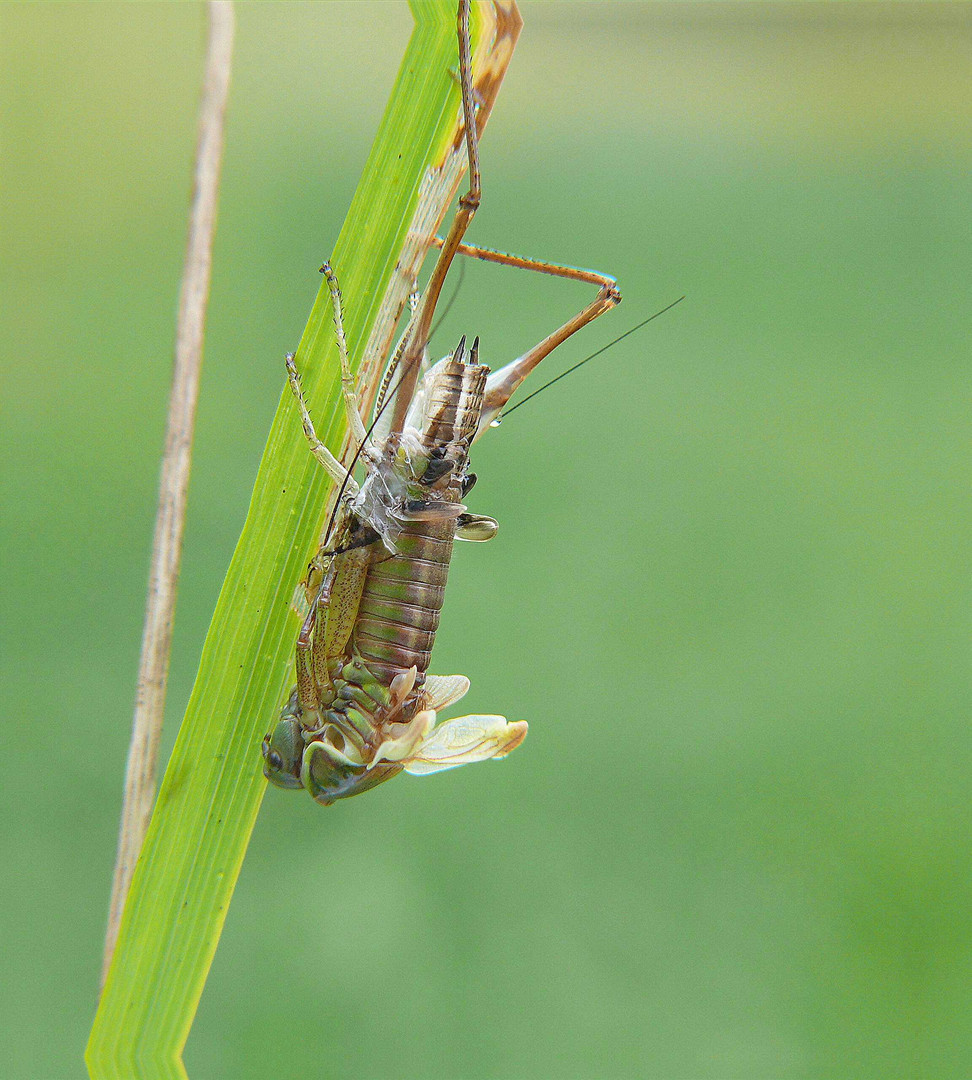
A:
353,351,485,675
263,0,622,807
264,343,529,805
263,282,621,810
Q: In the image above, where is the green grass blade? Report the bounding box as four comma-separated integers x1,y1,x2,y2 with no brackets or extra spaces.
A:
86,2,516,1076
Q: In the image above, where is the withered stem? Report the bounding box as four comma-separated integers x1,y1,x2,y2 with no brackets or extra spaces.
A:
101,0,235,990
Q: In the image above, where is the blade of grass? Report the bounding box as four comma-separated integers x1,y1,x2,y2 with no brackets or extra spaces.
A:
86,2,521,1078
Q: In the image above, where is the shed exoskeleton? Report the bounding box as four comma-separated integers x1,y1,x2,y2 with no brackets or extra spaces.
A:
262,0,620,805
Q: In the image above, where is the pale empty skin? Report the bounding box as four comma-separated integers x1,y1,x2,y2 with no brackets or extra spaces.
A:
262,0,620,805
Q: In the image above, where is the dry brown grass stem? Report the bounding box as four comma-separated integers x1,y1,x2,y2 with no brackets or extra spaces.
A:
100,0,235,989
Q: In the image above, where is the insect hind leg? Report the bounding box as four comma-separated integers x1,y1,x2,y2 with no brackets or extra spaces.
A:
387,0,481,433
286,255,390,491
435,239,621,434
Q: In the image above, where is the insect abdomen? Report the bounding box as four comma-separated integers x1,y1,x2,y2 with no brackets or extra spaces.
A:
352,357,487,685
353,519,455,685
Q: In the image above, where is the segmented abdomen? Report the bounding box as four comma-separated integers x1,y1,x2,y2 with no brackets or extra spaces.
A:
352,357,486,687
353,518,455,686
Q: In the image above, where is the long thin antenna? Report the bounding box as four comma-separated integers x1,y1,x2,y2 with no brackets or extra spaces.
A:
429,258,466,344
500,295,685,419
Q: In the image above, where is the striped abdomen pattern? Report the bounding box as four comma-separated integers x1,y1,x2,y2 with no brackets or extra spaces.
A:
353,357,486,686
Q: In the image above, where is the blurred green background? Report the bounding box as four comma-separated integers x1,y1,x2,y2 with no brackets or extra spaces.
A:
2,2,970,1077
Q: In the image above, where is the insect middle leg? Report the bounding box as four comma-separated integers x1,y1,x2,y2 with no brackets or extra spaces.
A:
285,256,381,492
285,352,357,494
319,261,377,461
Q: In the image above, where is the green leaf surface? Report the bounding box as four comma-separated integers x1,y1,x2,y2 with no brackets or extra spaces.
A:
86,3,483,1076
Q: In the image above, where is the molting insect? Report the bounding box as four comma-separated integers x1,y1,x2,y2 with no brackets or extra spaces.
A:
262,0,620,805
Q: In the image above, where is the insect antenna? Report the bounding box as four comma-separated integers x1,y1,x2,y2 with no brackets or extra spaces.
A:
499,295,686,420
373,247,467,418
429,258,466,344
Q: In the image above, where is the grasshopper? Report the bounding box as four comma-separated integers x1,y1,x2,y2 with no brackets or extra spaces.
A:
262,0,620,805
